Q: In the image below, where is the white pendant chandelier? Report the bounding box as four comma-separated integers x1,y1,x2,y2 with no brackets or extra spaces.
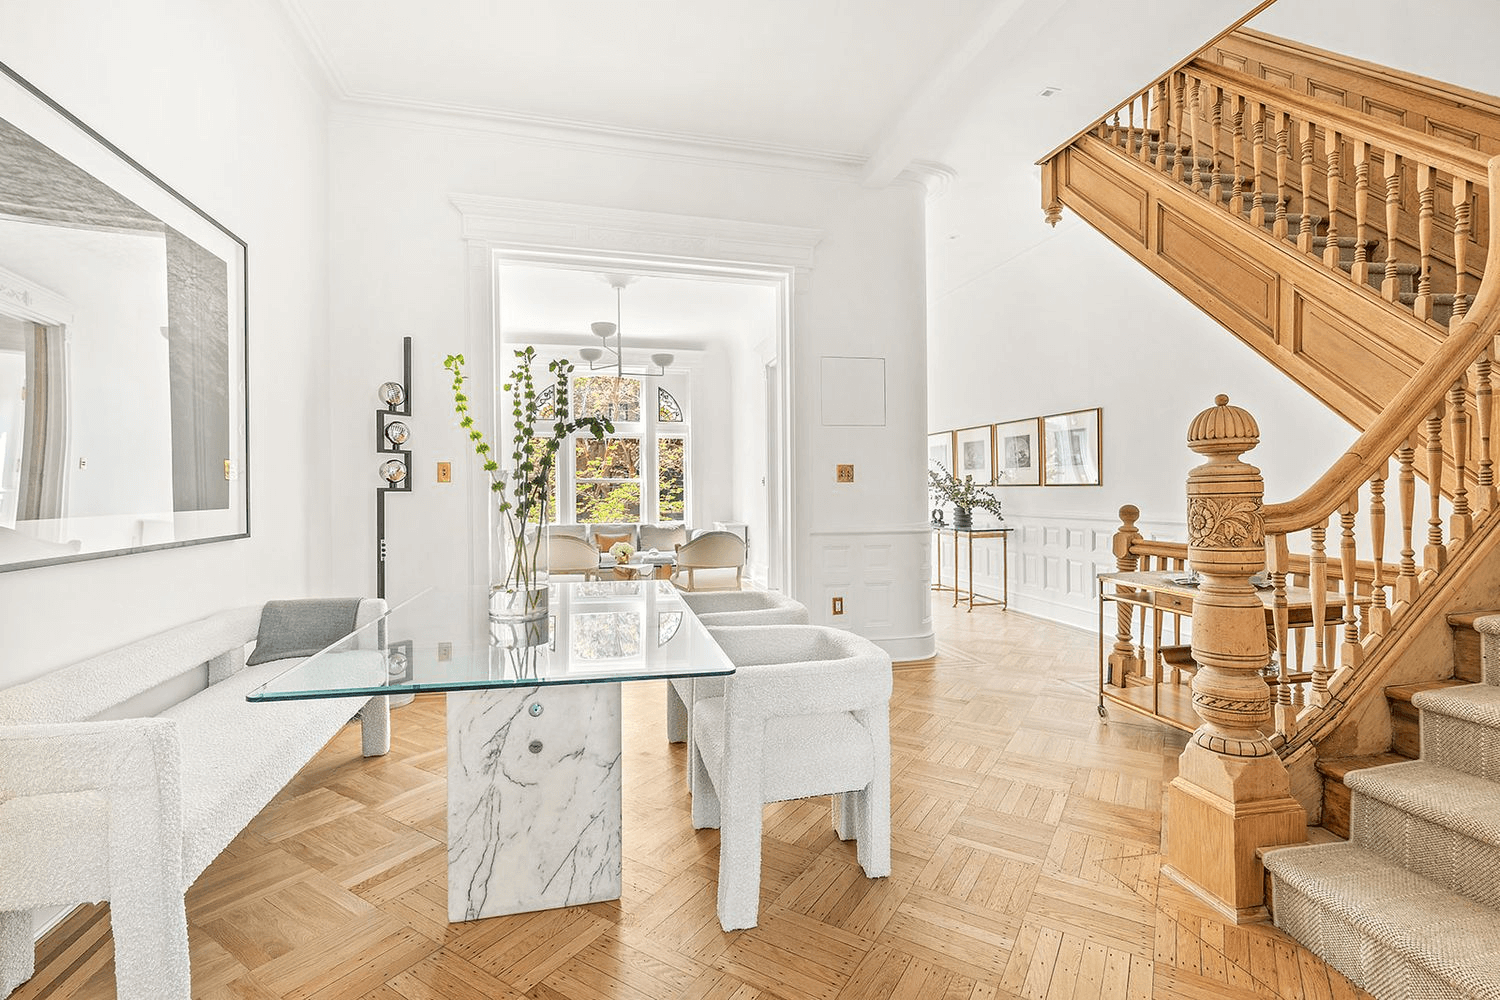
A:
578,273,674,377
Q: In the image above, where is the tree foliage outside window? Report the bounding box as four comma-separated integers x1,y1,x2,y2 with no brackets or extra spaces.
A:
576,376,641,422
511,362,688,523
658,436,685,520
576,436,642,522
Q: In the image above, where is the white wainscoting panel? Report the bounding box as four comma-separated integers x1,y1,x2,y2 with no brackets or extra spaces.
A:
932,511,1187,631
810,524,934,661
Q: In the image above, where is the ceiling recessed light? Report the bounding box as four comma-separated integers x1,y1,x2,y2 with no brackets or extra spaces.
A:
1040,86,1063,98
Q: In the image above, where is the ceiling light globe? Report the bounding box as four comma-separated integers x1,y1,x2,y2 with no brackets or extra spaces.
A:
651,353,674,369
590,321,616,339
580,347,603,362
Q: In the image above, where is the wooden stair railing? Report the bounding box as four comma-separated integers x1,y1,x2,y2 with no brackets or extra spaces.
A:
1123,154,1500,925
1042,60,1491,439
1057,61,1490,334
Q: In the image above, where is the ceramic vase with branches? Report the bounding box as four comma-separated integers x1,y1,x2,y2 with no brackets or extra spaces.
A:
446,347,612,620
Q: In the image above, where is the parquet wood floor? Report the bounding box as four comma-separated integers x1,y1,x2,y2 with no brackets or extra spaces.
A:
16,603,1373,1000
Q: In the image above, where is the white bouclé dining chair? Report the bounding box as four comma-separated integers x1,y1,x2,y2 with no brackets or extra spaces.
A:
689,624,892,930
667,591,810,747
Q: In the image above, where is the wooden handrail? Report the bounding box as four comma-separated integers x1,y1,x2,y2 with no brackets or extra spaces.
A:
1189,63,1493,185
1264,154,1500,532
1033,0,1279,166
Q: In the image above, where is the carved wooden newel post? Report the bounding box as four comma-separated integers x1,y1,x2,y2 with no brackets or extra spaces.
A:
1165,395,1306,922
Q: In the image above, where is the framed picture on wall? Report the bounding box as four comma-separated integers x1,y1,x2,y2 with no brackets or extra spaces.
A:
954,425,995,484
928,430,955,473
993,417,1041,486
1043,408,1102,486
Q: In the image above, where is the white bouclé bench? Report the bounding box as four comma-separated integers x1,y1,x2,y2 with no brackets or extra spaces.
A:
0,598,391,1000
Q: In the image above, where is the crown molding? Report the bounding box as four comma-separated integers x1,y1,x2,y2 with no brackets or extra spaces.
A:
269,0,352,102
450,194,823,272
901,160,959,198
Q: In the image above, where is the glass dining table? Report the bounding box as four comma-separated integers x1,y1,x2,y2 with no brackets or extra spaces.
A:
247,580,734,922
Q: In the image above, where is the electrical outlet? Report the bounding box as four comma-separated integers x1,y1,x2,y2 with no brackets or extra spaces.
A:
224,460,238,481
437,641,453,662
836,464,854,483
437,461,452,483
832,597,844,615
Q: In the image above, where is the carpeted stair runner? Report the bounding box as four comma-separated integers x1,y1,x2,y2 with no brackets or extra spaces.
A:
1263,620,1500,1000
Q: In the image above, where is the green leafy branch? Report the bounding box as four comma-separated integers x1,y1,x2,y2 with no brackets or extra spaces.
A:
928,461,1004,520
445,347,613,589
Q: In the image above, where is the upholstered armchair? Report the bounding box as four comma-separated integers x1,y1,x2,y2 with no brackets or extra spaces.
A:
541,533,601,580
689,625,892,930
672,530,746,591
667,591,809,747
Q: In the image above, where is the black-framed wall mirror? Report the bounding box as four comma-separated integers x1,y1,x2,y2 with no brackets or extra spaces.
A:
0,61,249,571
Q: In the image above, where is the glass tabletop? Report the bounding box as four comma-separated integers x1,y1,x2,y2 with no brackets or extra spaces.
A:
247,580,735,702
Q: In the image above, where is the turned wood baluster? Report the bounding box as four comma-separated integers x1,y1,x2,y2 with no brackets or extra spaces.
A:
1299,118,1316,254
1208,85,1224,206
1383,149,1403,302
1324,129,1343,268
1171,74,1186,183
1414,164,1435,321
1339,497,1361,673
1450,382,1472,544
1230,93,1245,216
1352,142,1371,285
1268,533,1295,736
1274,110,1290,240
1369,465,1392,635
1477,350,1496,513
1189,77,1204,194
1310,519,1331,706
1134,89,1146,162
1109,506,1143,686
1452,177,1473,329
1396,438,1420,605
1126,98,1136,156
1156,80,1172,172
1426,402,1449,573
1250,102,1267,228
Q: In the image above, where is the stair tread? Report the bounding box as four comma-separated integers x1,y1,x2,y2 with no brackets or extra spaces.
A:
1448,610,1500,628
1264,842,1500,996
1317,752,1409,780
1387,678,1471,704
1345,759,1500,845
1412,683,1500,724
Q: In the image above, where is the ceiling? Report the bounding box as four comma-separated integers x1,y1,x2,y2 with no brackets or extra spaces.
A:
282,0,996,157
496,265,777,354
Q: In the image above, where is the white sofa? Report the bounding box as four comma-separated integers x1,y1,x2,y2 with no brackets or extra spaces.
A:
546,522,694,553
0,599,390,1000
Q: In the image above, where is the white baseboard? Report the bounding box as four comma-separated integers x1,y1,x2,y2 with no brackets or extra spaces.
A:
872,630,937,663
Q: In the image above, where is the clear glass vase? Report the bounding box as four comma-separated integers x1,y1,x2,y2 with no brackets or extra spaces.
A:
491,515,550,623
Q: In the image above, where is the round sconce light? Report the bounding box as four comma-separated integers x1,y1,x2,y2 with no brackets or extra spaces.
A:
379,458,407,484
378,381,406,408
384,420,410,446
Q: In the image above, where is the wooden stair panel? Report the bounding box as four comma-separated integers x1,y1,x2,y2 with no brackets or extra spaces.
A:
1447,610,1497,684
1386,679,1470,758
1315,753,1408,840
1048,134,1442,434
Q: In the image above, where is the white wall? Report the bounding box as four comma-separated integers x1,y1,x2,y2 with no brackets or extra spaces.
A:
928,196,1355,629
327,111,933,658
0,0,333,684
728,317,779,586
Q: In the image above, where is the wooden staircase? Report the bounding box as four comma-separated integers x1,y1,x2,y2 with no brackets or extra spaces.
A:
1053,28,1500,946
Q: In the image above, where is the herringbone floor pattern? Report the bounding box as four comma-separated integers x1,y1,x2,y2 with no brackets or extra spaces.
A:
15,603,1373,999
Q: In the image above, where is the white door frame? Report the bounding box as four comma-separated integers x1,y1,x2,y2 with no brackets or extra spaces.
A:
450,194,820,598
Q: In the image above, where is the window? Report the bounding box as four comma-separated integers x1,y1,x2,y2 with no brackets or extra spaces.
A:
515,367,690,525
575,436,642,522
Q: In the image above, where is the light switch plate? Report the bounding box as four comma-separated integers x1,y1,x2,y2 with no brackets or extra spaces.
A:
437,461,452,483
836,464,854,483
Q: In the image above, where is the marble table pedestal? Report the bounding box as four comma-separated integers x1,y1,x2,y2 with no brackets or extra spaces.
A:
446,684,623,921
